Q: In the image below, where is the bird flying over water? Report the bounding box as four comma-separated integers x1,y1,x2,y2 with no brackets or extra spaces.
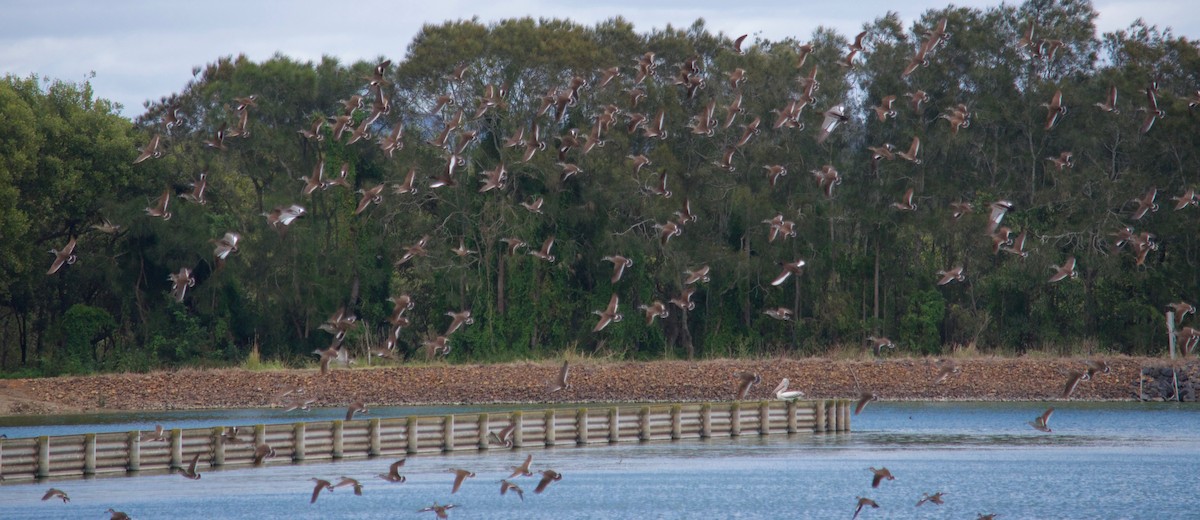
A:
1029,407,1054,432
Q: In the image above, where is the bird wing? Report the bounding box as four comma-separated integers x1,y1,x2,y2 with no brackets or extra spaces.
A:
1044,109,1059,130
1140,112,1157,134
606,293,620,315
988,204,1008,228
388,458,407,477
558,361,571,386
1062,371,1084,398
535,471,558,493
253,444,270,463
611,259,627,283
737,378,753,399
770,267,793,286
855,393,873,414
451,471,470,493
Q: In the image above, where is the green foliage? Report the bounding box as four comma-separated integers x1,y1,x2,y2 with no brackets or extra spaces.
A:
4,4,1200,375
899,290,946,354
58,304,115,374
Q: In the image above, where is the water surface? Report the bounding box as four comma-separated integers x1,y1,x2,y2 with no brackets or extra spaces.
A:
1,401,1195,519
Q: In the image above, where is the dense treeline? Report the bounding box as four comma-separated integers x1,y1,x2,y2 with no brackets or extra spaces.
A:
2,0,1199,375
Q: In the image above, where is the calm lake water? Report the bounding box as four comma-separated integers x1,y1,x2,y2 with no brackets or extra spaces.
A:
1,401,1197,519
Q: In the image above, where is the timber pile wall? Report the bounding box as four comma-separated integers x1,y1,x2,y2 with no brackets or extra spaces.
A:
0,399,852,482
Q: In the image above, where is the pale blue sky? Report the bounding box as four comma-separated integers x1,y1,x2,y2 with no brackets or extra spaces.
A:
1,1,1193,118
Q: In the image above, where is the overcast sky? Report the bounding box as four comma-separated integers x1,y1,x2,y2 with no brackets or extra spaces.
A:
1,1,1194,118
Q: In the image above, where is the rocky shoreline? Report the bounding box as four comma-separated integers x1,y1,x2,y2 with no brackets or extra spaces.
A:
0,356,1191,416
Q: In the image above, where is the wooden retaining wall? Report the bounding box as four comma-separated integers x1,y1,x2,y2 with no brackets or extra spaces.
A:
0,399,851,482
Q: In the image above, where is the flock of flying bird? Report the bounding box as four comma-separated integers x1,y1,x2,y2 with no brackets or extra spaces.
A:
38,397,564,518
33,347,1100,518
44,15,1200,362
32,13,1200,519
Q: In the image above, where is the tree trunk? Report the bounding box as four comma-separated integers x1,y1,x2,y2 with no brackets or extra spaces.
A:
680,313,694,360
18,311,28,365
741,234,751,328
873,238,880,323
497,255,507,315
827,215,837,291
792,271,801,349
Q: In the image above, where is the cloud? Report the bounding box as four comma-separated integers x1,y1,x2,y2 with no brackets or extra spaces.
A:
1,0,1195,117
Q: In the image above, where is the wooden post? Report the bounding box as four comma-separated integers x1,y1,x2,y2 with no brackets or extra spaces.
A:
835,401,844,432
786,400,798,433
442,415,454,452
544,409,556,446
730,402,742,436
816,400,827,433
1166,311,1182,402
127,431,141,472
759,401,771,436
842,400,851,432
830,400,839,432
292,423,306,461
211,427,226,466
700,403,712,438
608,407,620,443
83,434,96,475
368,418,381,456
332,420,344,459
576,408,588,445
254,424,266,446
406,417,418,454
36,436,50,478
670,405,682,440
1168,311,1177,359
169,429,183,470
830,400,838,432
511,412,524,449
477,413,490,450
1173,368,1182,402
638,407,651,442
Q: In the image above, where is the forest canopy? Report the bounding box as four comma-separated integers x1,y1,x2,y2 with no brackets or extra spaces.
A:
2,0,1199,376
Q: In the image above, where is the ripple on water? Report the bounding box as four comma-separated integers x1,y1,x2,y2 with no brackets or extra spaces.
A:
0,401,1197,519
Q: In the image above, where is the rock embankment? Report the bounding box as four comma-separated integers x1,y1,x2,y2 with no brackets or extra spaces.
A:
1136,363,1199,401
0,356,1163,415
